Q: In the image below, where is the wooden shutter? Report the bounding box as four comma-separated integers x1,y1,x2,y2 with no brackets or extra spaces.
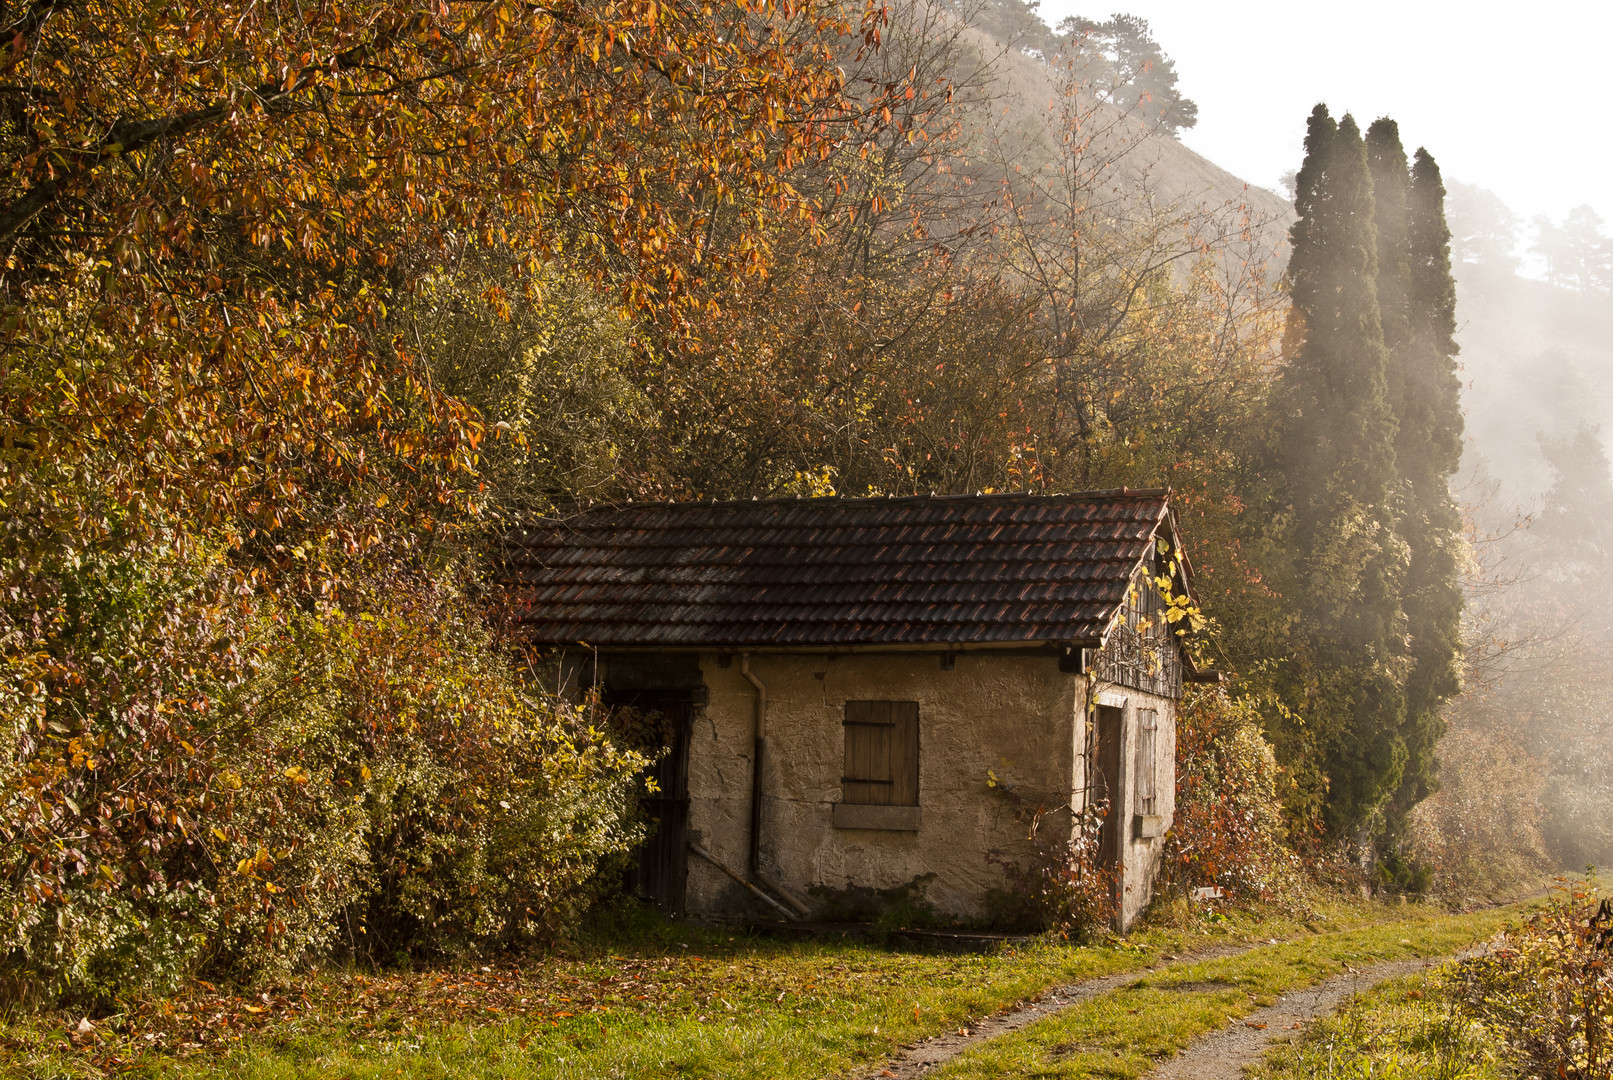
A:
1135,708,1157,814
842,700,919,806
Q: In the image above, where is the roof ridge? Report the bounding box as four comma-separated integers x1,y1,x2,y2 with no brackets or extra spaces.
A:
529,487,1171,520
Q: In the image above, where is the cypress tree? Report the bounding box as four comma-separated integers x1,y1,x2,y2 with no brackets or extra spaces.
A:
1389,146,1465,823
1271,106,1408,844
1366,120,1411,423
1360,122,1466,874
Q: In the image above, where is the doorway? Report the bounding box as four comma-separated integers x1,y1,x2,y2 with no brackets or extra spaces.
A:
1092,704,1126,881
611,696,692,917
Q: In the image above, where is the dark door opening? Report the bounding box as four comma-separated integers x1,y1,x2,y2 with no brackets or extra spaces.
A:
1093,704,1125,881
625,699,692,917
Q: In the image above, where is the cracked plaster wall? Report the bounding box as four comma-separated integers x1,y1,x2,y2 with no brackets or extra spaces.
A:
684,651,1172,925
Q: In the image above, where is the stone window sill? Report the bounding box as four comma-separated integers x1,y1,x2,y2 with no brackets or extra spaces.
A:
832,803,921,831
1133,813,1167,839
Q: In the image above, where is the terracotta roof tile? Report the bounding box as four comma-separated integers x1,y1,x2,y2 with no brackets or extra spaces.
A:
501,489,1182,649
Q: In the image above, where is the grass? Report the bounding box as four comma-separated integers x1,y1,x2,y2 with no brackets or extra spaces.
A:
927,900,1536,1080
1,895,1540,1080
1245,967,1517,1080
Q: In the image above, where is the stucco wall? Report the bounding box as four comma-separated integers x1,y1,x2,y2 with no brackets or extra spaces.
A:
686,651,1085,922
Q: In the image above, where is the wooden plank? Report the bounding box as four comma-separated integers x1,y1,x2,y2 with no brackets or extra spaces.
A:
891,701,919,806
844,700,874,804
843,700,921,807
1135,709,1156,810
872,699,892,805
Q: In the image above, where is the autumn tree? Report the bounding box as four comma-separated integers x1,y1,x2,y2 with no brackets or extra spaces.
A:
0,0,878,997
973,44,1278,489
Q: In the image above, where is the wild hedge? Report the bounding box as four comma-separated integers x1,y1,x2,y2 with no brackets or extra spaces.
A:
0,535,645,1006
1161,686,1301,905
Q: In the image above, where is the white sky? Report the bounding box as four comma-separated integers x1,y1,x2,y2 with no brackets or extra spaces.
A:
1033,0,1613,227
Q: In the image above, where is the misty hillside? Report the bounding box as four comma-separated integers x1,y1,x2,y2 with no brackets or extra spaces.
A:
943,15,1291,242
959,6,1606,515
975,29,1291,225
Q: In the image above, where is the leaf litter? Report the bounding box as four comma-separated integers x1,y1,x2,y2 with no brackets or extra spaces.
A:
2,943,980,1075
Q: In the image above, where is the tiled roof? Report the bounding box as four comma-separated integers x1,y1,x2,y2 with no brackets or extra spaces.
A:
502,489,1189,649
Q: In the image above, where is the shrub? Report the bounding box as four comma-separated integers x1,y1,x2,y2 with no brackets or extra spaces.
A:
205,571,649,977
0,537,646,1004
1160,685,1302,906
1455,877,1613,1079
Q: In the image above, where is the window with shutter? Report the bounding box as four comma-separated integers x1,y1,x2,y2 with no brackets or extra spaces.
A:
1135,708,1157,815
841,700,919,806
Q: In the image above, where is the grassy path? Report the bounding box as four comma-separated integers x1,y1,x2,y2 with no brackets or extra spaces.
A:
3,898,1537,1080
925,903,1531,1080
1244,966,1518,1080
1146,954,1458,1080
848,941,1256,1080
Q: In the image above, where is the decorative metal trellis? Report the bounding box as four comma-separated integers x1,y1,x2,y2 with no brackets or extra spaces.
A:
1093,564,1182,698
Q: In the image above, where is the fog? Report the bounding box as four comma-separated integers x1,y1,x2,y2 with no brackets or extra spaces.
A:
1033,0,1613,227
950,0,1613,877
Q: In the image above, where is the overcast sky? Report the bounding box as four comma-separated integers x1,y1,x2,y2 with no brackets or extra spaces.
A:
1033,1,1612,229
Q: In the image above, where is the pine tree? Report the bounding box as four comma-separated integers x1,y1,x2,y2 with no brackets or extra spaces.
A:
1270,106,1408,843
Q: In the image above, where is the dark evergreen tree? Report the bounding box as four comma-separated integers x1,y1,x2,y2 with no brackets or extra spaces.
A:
1366,120,1411,424
1387,146,1465,825
1270,106,1408,844
1356,126,1467,878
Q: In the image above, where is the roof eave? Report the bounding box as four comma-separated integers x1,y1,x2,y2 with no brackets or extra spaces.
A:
528,639,1103,655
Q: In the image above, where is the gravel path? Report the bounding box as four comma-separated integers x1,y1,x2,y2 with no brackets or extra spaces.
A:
1144,955,1449,1080
857,944,1471,1080
856,943,1254,1080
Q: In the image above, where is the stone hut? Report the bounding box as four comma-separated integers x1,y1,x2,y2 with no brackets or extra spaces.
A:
503,490,1211,931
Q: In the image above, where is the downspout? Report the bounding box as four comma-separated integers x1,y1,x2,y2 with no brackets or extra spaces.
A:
739,653,767,876
729,654,810,919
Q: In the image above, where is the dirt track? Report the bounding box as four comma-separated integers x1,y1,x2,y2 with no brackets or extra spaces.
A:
857,945,1462,1080
1144,956,1446,1080
856,943,1254,1080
